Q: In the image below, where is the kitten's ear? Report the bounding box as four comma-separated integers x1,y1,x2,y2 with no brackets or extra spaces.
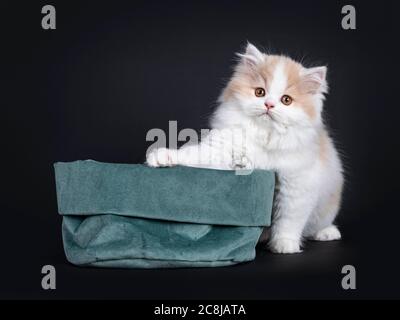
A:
236,42,265,67
300,66,328,94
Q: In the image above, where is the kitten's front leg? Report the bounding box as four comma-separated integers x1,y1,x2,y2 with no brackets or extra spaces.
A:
269,173,318,254
147,143,212,167
146,130,236,168
146,142,232,168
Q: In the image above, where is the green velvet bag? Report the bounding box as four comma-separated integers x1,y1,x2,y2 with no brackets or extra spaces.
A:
54,160,275,268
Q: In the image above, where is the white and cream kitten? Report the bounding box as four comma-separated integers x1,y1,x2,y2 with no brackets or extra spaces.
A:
146,43,344,254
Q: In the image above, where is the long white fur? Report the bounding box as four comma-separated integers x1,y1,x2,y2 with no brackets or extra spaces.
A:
146,43,344,254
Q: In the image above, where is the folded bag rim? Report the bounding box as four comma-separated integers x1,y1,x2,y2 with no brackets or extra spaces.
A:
54,160,275,227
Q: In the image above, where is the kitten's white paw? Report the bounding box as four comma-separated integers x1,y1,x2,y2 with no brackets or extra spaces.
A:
312,225,341,241
146,148,177,167
232,155,253,170
269,238,302,254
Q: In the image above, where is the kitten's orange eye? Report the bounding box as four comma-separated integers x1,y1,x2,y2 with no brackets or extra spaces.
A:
255,88,265,97
281,95,293,105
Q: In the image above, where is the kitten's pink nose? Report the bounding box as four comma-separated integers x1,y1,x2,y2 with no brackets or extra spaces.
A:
264,101,275,109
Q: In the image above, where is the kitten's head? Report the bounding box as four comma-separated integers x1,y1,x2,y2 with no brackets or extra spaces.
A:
220,43,327,128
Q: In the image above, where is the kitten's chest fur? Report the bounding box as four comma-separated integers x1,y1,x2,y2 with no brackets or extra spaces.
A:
229,122,319,173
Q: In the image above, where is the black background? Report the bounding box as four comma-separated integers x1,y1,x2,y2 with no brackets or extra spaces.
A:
1,0,398,299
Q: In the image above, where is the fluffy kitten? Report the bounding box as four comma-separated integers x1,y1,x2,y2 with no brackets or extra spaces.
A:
146,43,344,254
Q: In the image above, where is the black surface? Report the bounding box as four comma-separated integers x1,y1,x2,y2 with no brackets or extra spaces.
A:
1,0,398,299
